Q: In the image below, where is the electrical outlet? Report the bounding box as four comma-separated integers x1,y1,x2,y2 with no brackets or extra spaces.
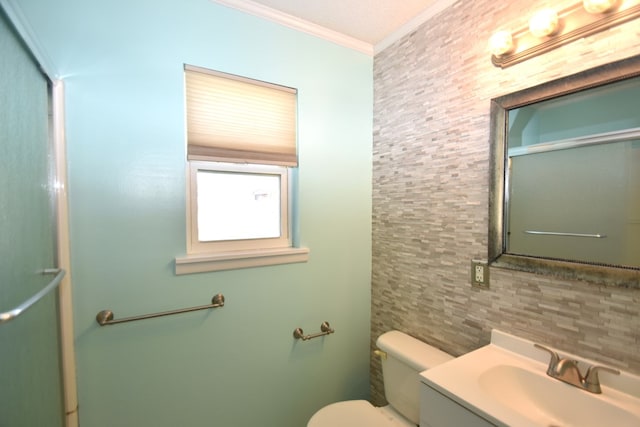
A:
475,265,484,282
471,260,489,288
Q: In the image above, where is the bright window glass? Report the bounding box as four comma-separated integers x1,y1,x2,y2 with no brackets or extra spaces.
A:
196,169,281,242
187,161,289,254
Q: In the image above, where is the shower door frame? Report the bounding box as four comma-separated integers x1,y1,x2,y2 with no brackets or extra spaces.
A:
1,1,79,425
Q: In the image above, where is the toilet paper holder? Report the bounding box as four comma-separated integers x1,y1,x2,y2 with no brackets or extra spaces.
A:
293,321,335,341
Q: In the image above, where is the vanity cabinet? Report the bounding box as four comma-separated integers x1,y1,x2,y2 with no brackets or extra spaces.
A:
420,381,496,427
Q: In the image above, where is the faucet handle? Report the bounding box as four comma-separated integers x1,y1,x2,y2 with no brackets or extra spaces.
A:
583,365,620,393
534,343,560,373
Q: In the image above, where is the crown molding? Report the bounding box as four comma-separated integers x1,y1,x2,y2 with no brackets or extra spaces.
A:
211,0,458,57
211,0,373,55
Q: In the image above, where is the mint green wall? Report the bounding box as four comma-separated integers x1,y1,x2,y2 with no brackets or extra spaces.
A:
15,1,373,425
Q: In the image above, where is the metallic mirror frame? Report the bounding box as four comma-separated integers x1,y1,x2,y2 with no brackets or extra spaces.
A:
488,54,640,288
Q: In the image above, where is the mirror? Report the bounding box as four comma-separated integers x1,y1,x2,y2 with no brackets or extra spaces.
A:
489,55,640,287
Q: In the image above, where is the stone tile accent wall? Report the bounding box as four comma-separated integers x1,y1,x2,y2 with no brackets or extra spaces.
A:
371,0,640,405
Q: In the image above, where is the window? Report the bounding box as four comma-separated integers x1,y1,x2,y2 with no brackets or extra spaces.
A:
188,161,289,253
176,65,308,274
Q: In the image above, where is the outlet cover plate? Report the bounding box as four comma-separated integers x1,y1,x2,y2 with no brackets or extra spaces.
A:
471,260,489,289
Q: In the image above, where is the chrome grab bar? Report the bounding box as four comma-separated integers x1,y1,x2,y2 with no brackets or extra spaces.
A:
293,321,335,341
95,293,225,326
0,268,66,325
525,230,607,238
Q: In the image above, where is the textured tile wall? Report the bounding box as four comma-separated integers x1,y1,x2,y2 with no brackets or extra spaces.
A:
371,0,640,405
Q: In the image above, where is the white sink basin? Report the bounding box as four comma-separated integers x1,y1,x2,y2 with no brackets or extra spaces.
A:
421,330,640,427
478,364,640,427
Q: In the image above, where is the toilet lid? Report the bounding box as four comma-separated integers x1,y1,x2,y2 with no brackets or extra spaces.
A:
307,400,406,427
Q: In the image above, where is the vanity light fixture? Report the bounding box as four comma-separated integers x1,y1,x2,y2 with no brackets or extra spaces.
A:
528,8,559,38
583,0,617,14
488,30,514,56
490,0,640,68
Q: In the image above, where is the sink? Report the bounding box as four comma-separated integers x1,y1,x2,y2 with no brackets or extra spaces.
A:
478,364,640,427
420,330,640,427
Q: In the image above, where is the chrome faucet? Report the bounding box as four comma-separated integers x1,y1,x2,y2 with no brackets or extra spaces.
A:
534,343,620,393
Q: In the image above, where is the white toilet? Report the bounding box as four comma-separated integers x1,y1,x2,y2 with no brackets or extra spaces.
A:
307,330,454,427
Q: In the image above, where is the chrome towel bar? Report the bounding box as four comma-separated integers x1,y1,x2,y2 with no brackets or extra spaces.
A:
293,321,335,341
0,268,66,325
525,230,607,238
96,293,225,326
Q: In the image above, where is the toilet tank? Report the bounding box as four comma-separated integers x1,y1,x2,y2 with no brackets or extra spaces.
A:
376,331,453,425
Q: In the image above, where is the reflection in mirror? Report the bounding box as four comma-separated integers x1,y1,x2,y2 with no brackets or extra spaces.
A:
489,56,640,287
507,76,640,268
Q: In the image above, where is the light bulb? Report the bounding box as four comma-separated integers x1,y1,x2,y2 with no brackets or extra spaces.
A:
489,31,514,56
529,8,559,38
583,0,617,13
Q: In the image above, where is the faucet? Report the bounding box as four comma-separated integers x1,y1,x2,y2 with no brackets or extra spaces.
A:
534,343,620,393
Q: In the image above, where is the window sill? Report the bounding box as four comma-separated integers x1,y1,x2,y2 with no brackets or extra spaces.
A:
175,247,309,275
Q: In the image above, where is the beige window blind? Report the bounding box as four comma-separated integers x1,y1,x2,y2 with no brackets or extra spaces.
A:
185,65,298,167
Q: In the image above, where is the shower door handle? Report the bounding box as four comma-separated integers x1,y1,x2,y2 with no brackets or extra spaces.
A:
0,268,65,325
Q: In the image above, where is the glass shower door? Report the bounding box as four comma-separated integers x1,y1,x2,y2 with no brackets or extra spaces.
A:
0,7,65,427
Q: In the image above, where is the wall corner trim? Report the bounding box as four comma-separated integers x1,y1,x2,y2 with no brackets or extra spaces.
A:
0,0,57,78
374,0,458,54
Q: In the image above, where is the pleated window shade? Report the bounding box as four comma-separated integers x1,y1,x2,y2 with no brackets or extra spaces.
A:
185,65,298,167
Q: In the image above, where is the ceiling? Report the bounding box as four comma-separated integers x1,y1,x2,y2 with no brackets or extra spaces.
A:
212,0,457,54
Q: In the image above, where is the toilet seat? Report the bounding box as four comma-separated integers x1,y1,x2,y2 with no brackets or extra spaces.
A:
307,400,415,427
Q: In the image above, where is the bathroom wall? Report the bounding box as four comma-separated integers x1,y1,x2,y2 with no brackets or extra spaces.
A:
12,1,373,426
371,0,640,405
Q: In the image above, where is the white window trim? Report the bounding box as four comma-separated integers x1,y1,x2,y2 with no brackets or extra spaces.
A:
176,161,308,274
175,247,309,275
187,161,290,254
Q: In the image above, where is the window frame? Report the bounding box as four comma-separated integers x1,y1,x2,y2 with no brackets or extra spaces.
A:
176,65,309,275
186,160,291,255
176,158,308,275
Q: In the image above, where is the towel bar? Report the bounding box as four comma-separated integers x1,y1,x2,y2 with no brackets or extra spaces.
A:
524,230,606,238
96,293,225,326
293,321,335,341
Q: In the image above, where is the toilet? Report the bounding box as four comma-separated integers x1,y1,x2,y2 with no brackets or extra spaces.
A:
307,330,454,427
